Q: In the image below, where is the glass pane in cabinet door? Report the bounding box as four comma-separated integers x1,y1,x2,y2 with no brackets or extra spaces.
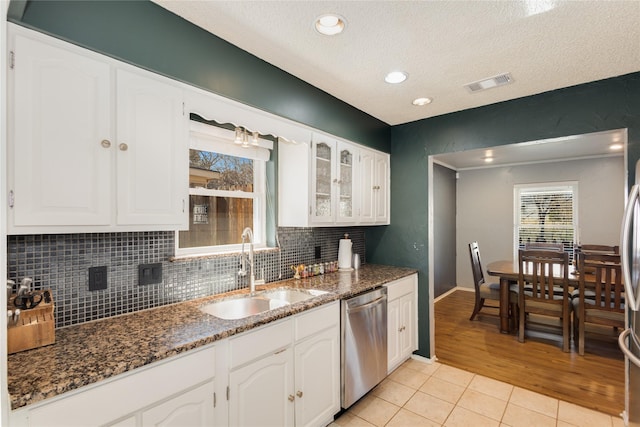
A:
340,164,352,198
316,195,331,218
340,149,352,166
339,149,353,218
339,198,352,218
316,142,332,161
316,158,332,195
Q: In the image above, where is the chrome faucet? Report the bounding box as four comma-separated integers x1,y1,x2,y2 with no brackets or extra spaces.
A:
238,227,264,294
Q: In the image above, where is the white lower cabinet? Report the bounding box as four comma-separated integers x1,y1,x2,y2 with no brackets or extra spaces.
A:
10,302,341,427
228,347,295,426
141,381,216,427
11,346,216,427
294,326,340,427
385,274,418,373
226,301,340,427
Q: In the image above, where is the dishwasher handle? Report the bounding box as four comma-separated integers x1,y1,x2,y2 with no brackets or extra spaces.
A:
346,295,386,314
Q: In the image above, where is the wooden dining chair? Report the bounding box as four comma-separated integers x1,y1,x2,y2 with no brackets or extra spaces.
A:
577,244,619,255
573,253,624,356
518,249,571,352
573,244,619,277
468,241,518,321
524,242,565,252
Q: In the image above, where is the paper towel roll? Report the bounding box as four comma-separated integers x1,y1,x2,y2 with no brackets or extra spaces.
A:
338,237,353,270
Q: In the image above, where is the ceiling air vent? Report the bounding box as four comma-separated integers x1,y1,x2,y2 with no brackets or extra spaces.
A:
464,73,513,93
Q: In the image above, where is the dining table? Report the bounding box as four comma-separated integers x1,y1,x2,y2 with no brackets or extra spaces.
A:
486,259,583,333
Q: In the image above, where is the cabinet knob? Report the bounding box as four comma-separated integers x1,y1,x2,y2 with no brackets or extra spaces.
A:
100,140,111,148
288,395,295,402
296,391,303,398
333,179,338,183
119,143,128,151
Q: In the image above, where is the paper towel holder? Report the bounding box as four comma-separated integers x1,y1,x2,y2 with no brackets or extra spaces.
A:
338,233,354,271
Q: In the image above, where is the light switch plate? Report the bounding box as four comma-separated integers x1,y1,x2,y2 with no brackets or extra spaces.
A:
139,263,163,286
88,266,108,291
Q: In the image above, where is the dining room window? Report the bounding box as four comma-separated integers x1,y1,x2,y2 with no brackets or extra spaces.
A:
514,182,578,257
175,119,271,257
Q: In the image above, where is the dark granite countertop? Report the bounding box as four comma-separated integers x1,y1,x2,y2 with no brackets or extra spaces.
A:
8,264,417,410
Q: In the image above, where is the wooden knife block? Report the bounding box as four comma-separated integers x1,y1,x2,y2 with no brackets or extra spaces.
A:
7,290,55,354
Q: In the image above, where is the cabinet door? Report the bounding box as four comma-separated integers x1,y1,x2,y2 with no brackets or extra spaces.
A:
359,149,376,224
374,152,390,224
399,294,417,358
386,297,402,373
116,69,188,228
336,142,357,223
10,33,112,230
228,348,295,427
294,327,340,427
311,139,336,224
141,381,215,427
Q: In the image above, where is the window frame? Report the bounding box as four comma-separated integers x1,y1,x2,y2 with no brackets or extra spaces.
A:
513,181,579,260
175,122,268,258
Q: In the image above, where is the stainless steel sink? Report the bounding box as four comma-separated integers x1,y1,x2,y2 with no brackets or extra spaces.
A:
260,288,329,303
200,288,330,320
200,296,289,320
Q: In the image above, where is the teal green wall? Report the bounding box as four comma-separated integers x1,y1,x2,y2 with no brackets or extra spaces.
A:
367,72,640,356
10,0,390,151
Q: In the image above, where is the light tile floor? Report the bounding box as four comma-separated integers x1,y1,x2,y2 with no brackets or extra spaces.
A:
330,359,625,427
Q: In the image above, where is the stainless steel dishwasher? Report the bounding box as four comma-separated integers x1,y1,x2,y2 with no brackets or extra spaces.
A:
341,287,388,408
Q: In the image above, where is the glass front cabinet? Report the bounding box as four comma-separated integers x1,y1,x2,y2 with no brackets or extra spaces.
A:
311,137,357,225
278,132,389,227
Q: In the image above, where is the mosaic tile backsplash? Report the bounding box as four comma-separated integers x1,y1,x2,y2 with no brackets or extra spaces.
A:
6,227,365,328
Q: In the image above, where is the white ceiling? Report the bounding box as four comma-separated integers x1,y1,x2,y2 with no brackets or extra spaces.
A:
153,0,640,126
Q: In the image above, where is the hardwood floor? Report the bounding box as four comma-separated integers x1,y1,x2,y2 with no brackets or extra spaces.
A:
434,289,625,416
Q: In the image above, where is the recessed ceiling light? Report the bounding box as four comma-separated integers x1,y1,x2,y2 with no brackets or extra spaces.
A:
315,14,345,36
412,97,432,106
609,143,623,151
385,71,408,84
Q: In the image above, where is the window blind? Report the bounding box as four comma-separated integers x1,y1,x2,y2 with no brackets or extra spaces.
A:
516,185,577,254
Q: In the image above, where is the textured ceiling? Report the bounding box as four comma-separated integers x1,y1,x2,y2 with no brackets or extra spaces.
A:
152,0,640,126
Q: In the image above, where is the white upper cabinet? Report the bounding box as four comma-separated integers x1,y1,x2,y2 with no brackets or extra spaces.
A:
279,132,387,227
359,147,390,225
115,69,187,227
9,32,113,229
310,136,358,225
336,141,358,224
7,25,188,233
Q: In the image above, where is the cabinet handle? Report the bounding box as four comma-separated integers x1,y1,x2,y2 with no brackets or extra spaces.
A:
119,143,128,151
297,391,303,398
100,140,111,148
288,395,295,402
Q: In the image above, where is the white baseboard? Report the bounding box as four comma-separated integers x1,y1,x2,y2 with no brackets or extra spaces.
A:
434,286,473,303
410,353,438,364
